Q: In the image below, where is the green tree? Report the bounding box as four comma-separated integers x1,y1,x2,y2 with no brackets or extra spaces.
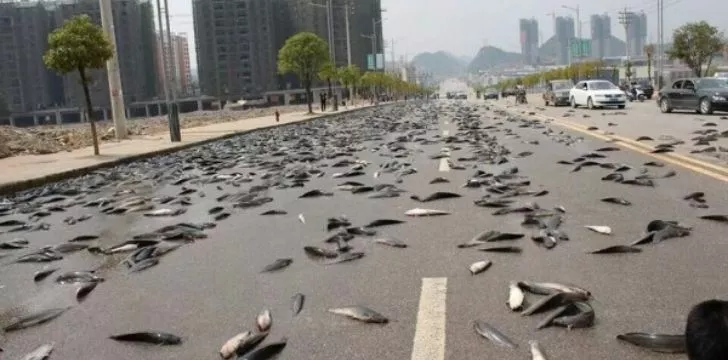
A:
667,21,725,77
43,15,113,155
318,61,337,107
644,44,655,83
278,32,329,114
338,64,361,105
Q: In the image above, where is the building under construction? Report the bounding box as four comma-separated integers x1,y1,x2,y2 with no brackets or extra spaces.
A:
0,0,158,115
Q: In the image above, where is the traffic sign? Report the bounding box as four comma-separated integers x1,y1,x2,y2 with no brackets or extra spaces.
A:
569,39,592,58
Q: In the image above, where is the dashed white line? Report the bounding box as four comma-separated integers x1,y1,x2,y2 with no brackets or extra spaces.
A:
442,130,449,136
410,277,447,360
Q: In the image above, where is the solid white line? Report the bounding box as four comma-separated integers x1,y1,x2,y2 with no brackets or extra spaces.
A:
438,158,450,172
411,277,447,360
444,120,449,125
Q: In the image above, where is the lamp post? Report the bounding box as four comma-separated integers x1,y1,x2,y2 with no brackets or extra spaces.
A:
99,0,127,140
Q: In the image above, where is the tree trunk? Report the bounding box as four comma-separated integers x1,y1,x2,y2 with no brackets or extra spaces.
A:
304,80,313,114
78,67,100,155
704,57,714,77
327,79,333,98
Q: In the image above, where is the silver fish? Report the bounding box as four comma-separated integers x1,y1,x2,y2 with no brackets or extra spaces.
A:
219,331,251,359
328,306,389,323
529,340,548,360
404,208,450,217
21,342,54,360
291,293,305,315
469,260,492,275
473,320,518,348
507,281,525,311
256,309,272,332
616,333,686,353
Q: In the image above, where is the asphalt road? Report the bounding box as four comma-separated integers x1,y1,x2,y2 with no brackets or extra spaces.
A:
503,93,728,167
1,99,727,359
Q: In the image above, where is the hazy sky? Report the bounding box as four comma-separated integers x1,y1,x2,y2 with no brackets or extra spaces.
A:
164,0,727,68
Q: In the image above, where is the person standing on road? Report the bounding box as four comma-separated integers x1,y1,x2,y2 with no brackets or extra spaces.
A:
320,92,327,112
274,110,280,123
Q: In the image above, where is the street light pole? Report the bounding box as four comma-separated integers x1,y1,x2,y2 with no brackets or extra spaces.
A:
344,2,352,66
99,0,127,140
163,0,181,141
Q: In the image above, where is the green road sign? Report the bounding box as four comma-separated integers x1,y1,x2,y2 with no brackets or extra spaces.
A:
569,39,592,58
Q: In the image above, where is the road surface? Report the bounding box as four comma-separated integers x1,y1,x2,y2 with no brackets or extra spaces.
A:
1,100,727,359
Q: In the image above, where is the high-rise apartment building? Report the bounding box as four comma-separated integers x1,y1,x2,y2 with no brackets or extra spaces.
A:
193,0,277,99
0,2,61,113
625,12,647,57
53,0,157,108
519,18,539,65
554,16,575,65
156,32,193,96
590,14,612,59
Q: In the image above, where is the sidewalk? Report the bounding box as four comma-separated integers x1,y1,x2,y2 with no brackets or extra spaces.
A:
0,103,376,195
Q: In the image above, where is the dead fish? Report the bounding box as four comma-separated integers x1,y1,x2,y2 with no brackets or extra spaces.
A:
33,268,59,282
601,197,631,206
363,219,405,228
518,281,592,298
429,177,450,184
56,271,104,284
20,342,55,360
636,136,654,141
473,321,518,348
220,331,251,359
469,260,492,275
76,282,98,302
410,191,462,202
3,307,70,332
324,251,365,264
299,189,334,198
529,340,548,359
551,301,595,329
536,305,572,330
261,258,293,273
616,333,686,353
405,208,450,217
129,258,159,273
588,245,642,254
698,214,728,223
260,210,287,215
0,238,29,249
256,309,272,332
68,235,99,242
479,246,522,253
374,236,408,248
328,306,389,323
109,331,182,345
214,212,231,221
291,293,305,315
486,233,525,241
644,161,665,167
143,208,186,217
585,225,612,235
237,338,287,360
508,281,525,311
303,246,338,259
346,226,376,236
0,219,25,227
298,213,306,223
208,206,225,214
521,292,588,316
234,332,268,357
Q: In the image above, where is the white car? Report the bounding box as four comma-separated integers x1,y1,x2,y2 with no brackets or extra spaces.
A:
569,80,626,109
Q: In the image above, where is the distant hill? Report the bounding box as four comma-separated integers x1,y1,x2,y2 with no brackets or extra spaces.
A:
411,51,466,77
467,46,523,72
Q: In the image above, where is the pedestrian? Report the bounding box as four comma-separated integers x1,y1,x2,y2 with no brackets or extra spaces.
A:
274,109,280,123
320,92,326,112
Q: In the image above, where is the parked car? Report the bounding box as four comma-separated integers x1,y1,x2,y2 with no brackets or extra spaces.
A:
657,77,728,114
483,91,499,100
543,79,574,106
714,72,728,78
569,80,626,109
634,80,654,99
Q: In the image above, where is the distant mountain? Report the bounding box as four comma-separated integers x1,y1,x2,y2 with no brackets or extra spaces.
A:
467,46,523,73
411,51,466,77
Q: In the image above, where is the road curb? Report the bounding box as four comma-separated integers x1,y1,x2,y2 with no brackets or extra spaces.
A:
0,104,392,197
492,103,728,182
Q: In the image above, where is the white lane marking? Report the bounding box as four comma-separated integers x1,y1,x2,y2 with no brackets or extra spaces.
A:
438,158,450,172
444,120,449,125
411,277,447,360
442,130,449,136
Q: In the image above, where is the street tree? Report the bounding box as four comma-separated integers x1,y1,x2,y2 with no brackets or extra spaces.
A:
667,21,725,77
278,32,329,114
43,14,113,155
625,61,633,83
644,44,655,83
318,61,337,106
337,64,361,105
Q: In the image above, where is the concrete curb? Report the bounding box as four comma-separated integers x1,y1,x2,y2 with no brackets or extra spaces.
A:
0,104,393,197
